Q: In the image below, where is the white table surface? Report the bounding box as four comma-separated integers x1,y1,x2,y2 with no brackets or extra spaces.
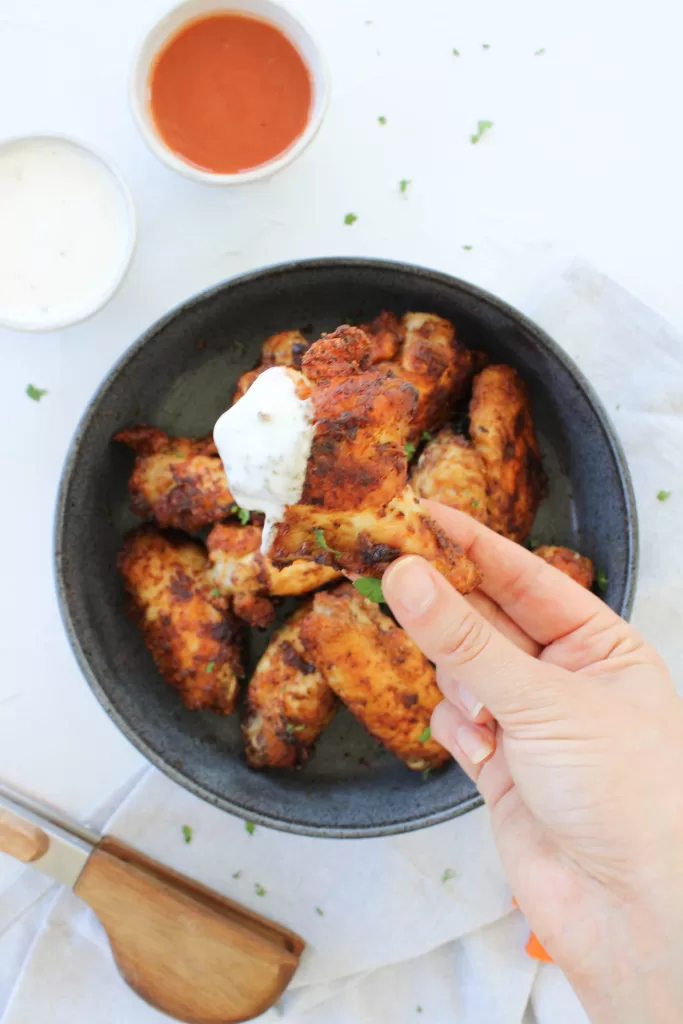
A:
0,0,682,1013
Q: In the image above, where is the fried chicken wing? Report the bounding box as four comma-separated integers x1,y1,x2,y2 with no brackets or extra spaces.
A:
359,310,403,363
300,584,449,770
411,426,490,525
206,522,340,627
469,365,546,543
232,330,311,404
534,545,595,589
118,528,243,713
114,426,235,531
243,603,337,769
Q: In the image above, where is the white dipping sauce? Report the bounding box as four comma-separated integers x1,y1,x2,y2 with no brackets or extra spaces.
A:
0,137,133,330
213,366,315,554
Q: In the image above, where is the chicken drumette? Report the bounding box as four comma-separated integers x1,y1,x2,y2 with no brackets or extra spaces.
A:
233,329,311,404
114,426,235,531
118,528,243,713
300,584,449,771
534,545,595,589
242,602,337,769
411,426,489,526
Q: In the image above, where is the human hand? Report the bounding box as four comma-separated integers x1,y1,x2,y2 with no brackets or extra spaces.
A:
382,502,683,1024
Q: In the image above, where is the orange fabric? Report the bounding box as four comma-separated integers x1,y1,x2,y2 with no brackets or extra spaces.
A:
525,932,554,963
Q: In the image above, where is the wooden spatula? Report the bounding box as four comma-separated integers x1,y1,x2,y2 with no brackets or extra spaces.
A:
0,782,304,1023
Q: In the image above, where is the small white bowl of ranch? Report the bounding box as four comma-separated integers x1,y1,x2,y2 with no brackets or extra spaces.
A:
0,134,136,332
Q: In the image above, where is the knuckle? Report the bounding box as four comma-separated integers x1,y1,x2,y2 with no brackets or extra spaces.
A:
436,610,492,666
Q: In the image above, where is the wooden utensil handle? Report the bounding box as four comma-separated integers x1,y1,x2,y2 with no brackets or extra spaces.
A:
0,809,49,862
74,836,304,1024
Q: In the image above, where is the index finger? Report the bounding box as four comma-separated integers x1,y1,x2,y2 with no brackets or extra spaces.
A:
423,500,619,647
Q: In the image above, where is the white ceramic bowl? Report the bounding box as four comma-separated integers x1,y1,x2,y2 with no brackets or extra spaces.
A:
130,0,330,185
0,134,136,332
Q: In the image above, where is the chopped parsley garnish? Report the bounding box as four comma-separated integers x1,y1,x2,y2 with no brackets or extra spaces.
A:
657,490,672,502
232,870,242,879
421,430,433,442
482,43,490,49
206,661,215,673
285,723,306,734
471,498,480,508
245,821,256,836
182,825,193,844
399,178,411,194
314,528,341,556
174,452,184,458
471,120,494,144
344,212,358,225
353,577,385,603
534,47,546,55
210,587,221,598
596,569,608,593
441,868,457,883
452,48,460,56
422,767,432,781
405,441,417,458
315,906,324,916
418,725,431,743
231,504,250,526
378,115,387,125
254,883,266,896
26,384,48,401
462,245,473,251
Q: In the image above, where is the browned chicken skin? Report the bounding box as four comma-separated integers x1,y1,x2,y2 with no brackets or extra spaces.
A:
300,584,449,771
469,365,546,543
534,545,595,590
411,426,490,526
206,522,341,627
232,329,311,404
118,528,243,713
264,327,481,593
114,426,235,531
243,603,337,769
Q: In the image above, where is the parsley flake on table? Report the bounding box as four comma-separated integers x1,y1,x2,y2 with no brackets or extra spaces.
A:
471,120,494,144
596,569,608,593
441,868,457,883
452,48,460,56
353,577,385,603
417,1008,424,1015
182,825,193,844
254,883,266,896
534,47,546,56
232,870,242,879
231,504,250,525
657,490,672,502
399,178,411,194
405,441,417,458
418,725,431,743
344,212,358,225
245,821,256,836
462,245,473,251
378,115,387,125
206,661,215,673
315,906,325,916
26,384,48,401
482,43,490,49
421,431,433,442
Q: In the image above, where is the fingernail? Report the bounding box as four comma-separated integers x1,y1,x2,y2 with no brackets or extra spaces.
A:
456,725,494,765
458,687,485,720
385,557,436,616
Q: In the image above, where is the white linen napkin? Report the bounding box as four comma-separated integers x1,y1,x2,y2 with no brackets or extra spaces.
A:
2,259,682,1024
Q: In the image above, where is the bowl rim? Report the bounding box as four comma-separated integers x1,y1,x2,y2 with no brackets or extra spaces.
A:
0,132,137,332
54,257,639,837
129,0,331,185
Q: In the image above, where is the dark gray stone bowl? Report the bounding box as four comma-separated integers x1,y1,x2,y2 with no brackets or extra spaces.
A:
55,258,638,838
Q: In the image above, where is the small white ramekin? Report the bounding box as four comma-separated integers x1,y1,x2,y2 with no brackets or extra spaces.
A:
130,0,330,185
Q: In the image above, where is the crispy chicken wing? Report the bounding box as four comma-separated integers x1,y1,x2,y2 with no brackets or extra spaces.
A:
534,545,595,589
359,309,403,363
262,328,481,593
469,365,546,543
243,603,337,769
118,528,243,713
206,522,340,627
114,426,235,531
232,330,311,404
300,584,449,771
411,426,490,525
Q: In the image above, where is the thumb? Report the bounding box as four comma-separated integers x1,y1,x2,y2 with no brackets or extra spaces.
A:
383,556,565,724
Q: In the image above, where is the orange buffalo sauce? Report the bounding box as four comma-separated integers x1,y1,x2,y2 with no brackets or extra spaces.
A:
149,14,312,174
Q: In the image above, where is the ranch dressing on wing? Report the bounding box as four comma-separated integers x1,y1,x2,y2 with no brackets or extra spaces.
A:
213,366,315,553
0,137,131,329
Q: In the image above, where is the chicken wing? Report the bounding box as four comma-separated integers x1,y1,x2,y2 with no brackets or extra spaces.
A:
411,426,490,526
232,330,311,404
263,328,481,593
118,528,243,713
206,522,341,627
300,584,449,771
534,545,595,589
243,603,337,769
359,309,403,363
114,426,235,531
469,365,546,543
